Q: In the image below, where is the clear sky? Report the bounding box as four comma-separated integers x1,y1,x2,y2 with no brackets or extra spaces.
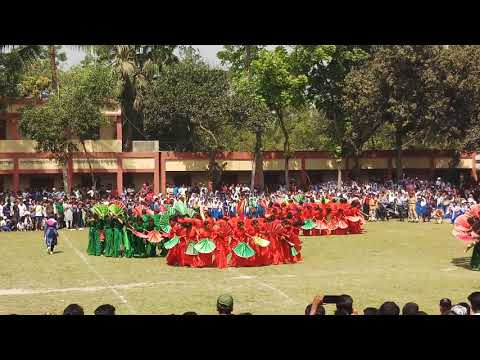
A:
64,45,225,68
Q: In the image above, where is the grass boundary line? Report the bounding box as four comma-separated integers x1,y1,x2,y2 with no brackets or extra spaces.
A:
62,232,137,314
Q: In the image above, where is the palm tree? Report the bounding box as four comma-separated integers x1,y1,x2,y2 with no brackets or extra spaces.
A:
91,45,178,150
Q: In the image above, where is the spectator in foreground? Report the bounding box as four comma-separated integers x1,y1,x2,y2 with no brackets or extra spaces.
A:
468,292,480,315
63,304,84,315
449,304,468,315
457,302,471,315
305,303,326,315
363,307,378,315
182,311,198,315
335,294,356,315
94,304,116,315
439,298,452,315
402,302,419,315
378,301,400,315
217,294,234,315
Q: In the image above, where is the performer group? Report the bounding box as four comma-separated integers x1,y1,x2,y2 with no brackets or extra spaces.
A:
453,204,480,271
86,197,365,268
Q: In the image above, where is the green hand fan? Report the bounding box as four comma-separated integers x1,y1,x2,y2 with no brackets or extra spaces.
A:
163,236,180,250
233,242,256,258
165,206,177,218
185,241,199,255
194,238,216,254
253,236,270,247
301,219,316,230
158,214,171,233
290,246,298,257
186,208,196,218
92,204,109,219
174,201,188,216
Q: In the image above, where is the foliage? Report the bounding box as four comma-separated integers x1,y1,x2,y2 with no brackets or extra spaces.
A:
20,64,116,164
143,60,238,153
18,46,67,98
93,45,178,149
292,45,373,157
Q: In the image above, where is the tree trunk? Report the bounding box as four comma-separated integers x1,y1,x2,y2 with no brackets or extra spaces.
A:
49,46,58,92
251,130,264,191
208,151,220,191
277,110,290,189
351,154,361,180
80,140,97,190
62,165,69,194
337,159,342,189
395,127,403,181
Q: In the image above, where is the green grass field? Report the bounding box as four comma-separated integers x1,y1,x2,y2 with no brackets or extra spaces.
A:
0,221,478,315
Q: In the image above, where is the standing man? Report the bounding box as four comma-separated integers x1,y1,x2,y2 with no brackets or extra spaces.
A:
408,191,418,223
34,201,44,231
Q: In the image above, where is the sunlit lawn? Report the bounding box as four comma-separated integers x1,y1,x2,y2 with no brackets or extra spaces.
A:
0,220,477,315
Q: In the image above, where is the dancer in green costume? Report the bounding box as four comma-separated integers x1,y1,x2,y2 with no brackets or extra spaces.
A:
86,214,103,256
471,242,480,271
103,217,114,257
111,218,126,258
130,216,146,257
144,217,157,257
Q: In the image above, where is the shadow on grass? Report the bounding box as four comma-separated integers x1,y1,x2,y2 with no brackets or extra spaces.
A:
451,257,471,270
53,250,63,254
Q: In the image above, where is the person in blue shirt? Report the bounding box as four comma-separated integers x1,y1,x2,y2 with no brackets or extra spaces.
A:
44,217,59,255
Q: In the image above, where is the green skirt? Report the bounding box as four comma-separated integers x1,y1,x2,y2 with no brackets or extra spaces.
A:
103,228,114,257
145,241,157,257
112,228,124,258
471,243,480,271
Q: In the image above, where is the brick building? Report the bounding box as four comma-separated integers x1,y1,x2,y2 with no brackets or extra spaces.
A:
0,98,476,194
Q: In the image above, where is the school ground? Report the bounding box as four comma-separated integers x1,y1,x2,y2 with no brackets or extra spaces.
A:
0,221,477,315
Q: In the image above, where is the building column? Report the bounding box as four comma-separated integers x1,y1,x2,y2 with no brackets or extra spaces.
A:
117,157,123,195
430,156,435,179
472,152,477,182
9,117,20,140
116,115,123,141
344,157,350,180
13,158,19,192
159,152,166,194
387,157,393,180
155,152,161,194
67,158,73,194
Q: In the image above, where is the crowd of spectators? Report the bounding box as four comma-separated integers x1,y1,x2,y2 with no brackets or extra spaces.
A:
20,291,480,315
304,291,480,316
1,176,479,232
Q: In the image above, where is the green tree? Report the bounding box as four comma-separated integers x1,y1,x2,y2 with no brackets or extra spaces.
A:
93,45,178,150
233,46,308,187
218,45,269,190
20,64,115,191
143,60,242,189
0,45,43,106
292,45,373,187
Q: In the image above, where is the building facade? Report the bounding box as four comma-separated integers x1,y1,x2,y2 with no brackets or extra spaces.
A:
0,98,477,194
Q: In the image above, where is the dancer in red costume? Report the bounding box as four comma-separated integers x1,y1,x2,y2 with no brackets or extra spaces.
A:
212,217,230,268
166,218,183,266
346,200,365,234
333,203,349,235
195,220,214,268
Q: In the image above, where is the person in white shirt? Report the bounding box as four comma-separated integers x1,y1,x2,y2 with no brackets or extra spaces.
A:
34,202,44,231
18,201,26,218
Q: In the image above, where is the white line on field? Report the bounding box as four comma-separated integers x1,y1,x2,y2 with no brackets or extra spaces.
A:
62,233,137,314
227,267,296,305
0,281,191,296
